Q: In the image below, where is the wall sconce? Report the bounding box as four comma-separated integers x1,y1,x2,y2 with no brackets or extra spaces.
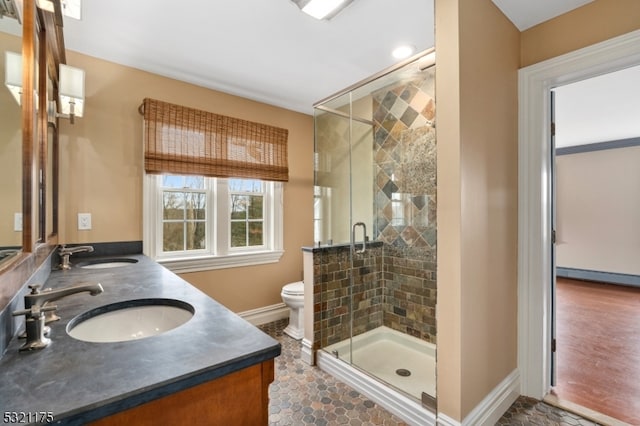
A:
58,63,85,124
0,0,23,22
4,51,23,105
36,0,82,20
35,0,54,13
291,0,353,20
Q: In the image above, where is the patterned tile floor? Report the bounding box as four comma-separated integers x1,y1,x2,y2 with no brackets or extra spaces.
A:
259,319,601,425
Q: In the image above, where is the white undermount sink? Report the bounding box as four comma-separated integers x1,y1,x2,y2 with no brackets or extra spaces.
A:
67,299,194,343
77,258,139,269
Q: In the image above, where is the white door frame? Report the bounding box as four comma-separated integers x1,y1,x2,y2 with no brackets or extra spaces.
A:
517,29,640,399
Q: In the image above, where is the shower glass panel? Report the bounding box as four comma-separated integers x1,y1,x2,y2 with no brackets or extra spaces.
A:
313,50,437,406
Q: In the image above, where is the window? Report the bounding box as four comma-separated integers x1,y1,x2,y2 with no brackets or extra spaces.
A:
160,175,207,253
229,179,265,248
140,98,288,272
144,175,283,273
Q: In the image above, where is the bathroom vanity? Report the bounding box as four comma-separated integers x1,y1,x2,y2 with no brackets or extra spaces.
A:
0,254,280,425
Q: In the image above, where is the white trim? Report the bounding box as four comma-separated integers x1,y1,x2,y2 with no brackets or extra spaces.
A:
518,29,640,398
317,350,437,426
436,370,519,426
436,414,460,426
159,250,284,273
300,338,315,365
237,302,289,326
460,369,520,426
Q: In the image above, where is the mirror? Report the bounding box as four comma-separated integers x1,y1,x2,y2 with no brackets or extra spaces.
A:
0,0,62,322
45,122,56,239
0,16,23,267
0,0,62,275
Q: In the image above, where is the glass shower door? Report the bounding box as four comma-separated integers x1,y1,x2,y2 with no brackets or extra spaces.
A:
314,52,438,407
314,95,383,362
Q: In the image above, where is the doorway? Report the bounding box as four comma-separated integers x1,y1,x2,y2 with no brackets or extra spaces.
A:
518,28,640,423
549,65,640,423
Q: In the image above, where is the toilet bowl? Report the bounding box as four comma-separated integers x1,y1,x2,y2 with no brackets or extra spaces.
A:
281,281,304,340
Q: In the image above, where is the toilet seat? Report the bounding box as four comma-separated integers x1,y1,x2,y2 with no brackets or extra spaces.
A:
282,281,304,296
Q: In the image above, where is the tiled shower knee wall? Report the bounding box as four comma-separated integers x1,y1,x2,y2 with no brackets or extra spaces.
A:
312,243,436,349
313,244,384,349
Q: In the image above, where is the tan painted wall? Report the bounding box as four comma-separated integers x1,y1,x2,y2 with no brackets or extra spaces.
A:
58,50,314,313
436,0,519,420
556,146,640,276
521,0,640,67
434,0,463,418
0,32,23,248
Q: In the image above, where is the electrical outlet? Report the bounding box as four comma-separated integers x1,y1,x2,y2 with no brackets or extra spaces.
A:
78,213,92,230
14,213,22,232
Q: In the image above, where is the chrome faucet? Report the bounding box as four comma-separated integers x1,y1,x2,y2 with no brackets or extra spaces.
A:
25,282,104,311
27,282,104,324
13,282,103,351
58,245,94,270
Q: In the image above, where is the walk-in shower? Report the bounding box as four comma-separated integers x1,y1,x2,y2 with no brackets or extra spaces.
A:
311,49,437,425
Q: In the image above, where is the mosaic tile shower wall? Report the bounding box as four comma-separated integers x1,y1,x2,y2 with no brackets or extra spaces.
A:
312,65,437,351
373,67,437,343
313,244,384,348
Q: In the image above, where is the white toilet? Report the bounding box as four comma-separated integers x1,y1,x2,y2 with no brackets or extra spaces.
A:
281,281,305,340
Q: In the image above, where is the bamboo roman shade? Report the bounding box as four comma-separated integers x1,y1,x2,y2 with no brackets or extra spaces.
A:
142,98,289,182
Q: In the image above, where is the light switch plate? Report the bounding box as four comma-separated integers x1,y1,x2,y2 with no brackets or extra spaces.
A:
14,213,22,232
78,213,92,230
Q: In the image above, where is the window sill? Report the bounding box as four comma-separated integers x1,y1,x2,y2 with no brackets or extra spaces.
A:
157,250,285,274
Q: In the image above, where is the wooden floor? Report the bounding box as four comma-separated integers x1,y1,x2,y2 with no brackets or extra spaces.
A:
554,277,640,425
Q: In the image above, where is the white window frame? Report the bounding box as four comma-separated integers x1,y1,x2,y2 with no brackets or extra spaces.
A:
144,174,284,273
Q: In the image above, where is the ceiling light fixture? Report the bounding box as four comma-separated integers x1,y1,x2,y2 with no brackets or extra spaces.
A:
291,0,354,20
392,45,416,60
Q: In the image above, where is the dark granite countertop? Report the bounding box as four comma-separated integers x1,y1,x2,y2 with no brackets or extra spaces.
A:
0,254,281,425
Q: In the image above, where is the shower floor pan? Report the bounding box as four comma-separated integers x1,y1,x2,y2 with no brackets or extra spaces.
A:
318,326,436,426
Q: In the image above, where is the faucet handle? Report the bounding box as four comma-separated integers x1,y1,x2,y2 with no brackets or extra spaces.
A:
12,305,57,352
28,284,42,294
12,304,58,319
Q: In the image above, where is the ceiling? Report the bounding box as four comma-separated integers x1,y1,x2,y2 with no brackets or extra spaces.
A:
554,65,640,148
63,0,436,115
2,0,596,115
491,0,594,31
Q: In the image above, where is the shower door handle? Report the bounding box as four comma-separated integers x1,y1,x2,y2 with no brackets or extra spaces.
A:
352,222,367,254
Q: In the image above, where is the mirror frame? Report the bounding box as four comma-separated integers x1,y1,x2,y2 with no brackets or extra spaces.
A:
0,0,63,308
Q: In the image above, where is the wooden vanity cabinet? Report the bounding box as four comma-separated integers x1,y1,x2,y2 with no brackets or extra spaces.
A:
90,359,274,425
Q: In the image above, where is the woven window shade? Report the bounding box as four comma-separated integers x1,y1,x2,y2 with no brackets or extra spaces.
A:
142,98,289,182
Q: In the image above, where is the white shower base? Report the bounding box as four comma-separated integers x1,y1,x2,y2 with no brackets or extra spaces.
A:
317,326,436,426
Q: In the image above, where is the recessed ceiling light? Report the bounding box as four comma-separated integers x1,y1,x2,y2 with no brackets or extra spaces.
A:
392,45,415,60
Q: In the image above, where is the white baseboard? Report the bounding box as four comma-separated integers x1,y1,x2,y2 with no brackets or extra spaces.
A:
437,413,460,426
461,369,521,425
238,302,289,325
301,338,314,365
437,369,520,426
